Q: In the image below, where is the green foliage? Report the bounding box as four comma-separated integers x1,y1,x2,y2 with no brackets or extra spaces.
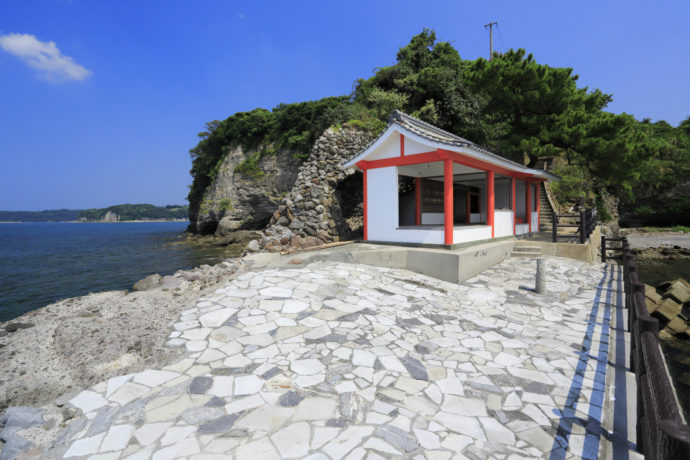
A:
234,152,265,178
79,204,188,221
218,198,232,212
0,209,81,222
187,28,690,226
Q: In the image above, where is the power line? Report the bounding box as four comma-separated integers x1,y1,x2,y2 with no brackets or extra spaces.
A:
484,21,498,60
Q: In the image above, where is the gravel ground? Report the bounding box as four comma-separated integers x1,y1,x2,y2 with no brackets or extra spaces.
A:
624,232,690,249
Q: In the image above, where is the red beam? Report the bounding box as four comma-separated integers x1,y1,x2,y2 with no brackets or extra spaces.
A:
526,180,532,232
510,177,517,235
357,151,441,170
444,159,453,245
363,169,368,241
536,182,541,231
400,134,405,157
487,170,495,238
438,149,537,180
414,177,421,226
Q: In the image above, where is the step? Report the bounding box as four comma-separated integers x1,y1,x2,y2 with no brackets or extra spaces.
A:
511,246,542,257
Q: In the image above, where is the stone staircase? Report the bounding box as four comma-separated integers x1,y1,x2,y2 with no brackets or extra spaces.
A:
534,158,559,233
511,243,542,258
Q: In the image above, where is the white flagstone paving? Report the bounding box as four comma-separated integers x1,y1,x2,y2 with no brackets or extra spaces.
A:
40,256,632,459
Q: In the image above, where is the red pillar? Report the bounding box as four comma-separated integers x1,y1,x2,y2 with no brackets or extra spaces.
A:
510,177,517,235
363,169,368,240
466,190,471,223
487,170,495,238
536,182,541,231
414,177,421,226
526,181,532,232
444,159,453,245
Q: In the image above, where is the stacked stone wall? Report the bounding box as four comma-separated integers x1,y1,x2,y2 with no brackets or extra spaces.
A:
252,126,372,252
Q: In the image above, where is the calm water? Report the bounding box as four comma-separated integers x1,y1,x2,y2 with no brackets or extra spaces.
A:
0,222,232,322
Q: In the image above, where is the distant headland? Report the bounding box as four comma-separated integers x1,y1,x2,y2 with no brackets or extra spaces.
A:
0,204,189,222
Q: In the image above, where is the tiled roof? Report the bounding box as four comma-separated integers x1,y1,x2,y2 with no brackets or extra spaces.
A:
388,110,528,171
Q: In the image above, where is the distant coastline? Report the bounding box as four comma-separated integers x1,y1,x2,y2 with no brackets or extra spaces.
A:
0,219,189,223
0,203,189,223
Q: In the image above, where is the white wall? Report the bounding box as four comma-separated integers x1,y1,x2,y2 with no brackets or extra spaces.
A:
453,225,492,243
367,167,399,241
422,213,444,225
494,210,514,237
516,223,530,235
531,211,539,232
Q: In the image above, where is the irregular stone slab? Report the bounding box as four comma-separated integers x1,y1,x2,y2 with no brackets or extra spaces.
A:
188,376,213,394
278,391,305,407
197,413,242,434
375,425,419,453
401,356,428,381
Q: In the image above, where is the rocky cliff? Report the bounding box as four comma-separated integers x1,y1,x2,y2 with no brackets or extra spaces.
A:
188,145,303,234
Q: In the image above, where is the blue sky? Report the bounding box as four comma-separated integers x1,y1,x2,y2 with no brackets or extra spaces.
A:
1,0,688,211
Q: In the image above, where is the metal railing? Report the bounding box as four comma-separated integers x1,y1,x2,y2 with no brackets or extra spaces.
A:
551,208,597,243
602,236,690,458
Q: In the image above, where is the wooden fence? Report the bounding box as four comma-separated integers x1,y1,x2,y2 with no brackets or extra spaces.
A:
551,208,597,243
602,236,690,458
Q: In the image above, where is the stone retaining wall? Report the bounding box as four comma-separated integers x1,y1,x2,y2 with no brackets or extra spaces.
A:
252,126,372,252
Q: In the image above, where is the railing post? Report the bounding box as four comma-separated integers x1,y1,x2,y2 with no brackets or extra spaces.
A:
552,212,557,243
580,210,586,244
601,235,607,262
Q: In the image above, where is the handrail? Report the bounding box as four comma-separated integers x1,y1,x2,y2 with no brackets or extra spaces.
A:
603,235,690,458
551,208,597,243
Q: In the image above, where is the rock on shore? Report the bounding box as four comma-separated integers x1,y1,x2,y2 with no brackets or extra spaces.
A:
0,260,243,413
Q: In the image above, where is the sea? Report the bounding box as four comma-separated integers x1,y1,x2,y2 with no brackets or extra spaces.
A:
0,222,237,322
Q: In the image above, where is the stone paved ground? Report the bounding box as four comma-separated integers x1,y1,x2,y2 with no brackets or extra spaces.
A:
38,257,628,459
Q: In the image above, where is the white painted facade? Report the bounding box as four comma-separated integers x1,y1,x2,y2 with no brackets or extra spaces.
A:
344,114,556,246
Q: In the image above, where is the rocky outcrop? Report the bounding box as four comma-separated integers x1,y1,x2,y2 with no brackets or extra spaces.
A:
253,126,372,252
188,145,303,235
100,211,119,222
645,278,690,339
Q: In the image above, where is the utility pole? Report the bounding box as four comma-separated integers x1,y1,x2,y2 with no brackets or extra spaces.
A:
484,21,498,60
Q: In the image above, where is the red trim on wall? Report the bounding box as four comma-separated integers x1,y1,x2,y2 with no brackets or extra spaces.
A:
526,180,532,232
363,169,368,241
444,159,453,245
414,177,421,226
536,181,541,231
510,177,517,235
400,134,405,157
487,170,495,238
466,190,471,223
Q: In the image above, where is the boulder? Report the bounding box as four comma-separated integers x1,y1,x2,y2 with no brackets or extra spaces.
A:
216,216,244,236
654,297,682,322
160,276,182,290
246,240,261,253
132,273,162,291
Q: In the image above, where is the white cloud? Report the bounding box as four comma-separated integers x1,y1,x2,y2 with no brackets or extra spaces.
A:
0,33,91,82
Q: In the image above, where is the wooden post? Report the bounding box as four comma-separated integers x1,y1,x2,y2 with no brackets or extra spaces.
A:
601,236,607,263
552,212,557,243
444,159,453,245
526,181,532,232
510,177,517,235
414,177,421,226
399,133,405,157
580,210,586,244
487,170,495,238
